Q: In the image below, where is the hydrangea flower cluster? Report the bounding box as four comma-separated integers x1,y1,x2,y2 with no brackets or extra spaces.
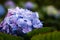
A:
0,7,43,34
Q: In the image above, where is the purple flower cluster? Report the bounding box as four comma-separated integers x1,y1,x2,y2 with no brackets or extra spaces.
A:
0,7,43,34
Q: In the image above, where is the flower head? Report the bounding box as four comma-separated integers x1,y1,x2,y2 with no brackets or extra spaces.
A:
1,7,43,34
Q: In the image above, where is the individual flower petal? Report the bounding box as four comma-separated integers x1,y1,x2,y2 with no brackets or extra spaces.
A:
22,27,32,33
17,18,32,28
32,19,43,28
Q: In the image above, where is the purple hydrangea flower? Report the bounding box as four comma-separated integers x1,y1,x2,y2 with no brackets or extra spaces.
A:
5,0,15,8
0,7,43,34
24,2,34,9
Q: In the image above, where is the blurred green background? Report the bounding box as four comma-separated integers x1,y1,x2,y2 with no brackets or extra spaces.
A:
0,0,60,30
0,0,60,40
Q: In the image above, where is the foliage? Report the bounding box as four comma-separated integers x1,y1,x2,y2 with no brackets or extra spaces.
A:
23,27,56,40
0,32,23,40
31,31,60,40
